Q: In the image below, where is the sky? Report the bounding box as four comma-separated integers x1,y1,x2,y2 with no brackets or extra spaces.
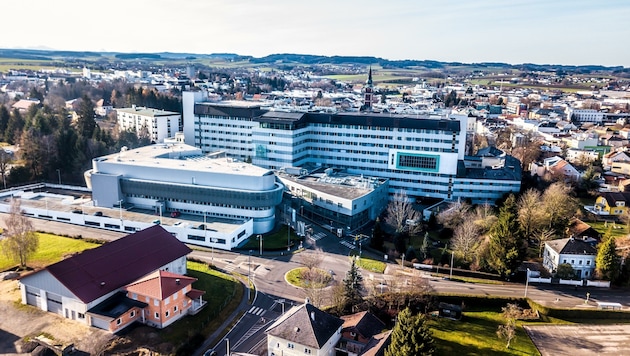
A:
3,0,630,67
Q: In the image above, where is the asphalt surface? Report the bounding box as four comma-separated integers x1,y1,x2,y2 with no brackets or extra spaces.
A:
5,213,630,355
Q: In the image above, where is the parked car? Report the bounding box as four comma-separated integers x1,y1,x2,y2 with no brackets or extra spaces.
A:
152,219,161,225
170,211,181,218
173,221,183,227
72,210,82,214
93,211,103,216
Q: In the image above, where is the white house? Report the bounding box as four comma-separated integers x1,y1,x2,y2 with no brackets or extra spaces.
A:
116,106,181,143
543,237,597,279
266,303,343,356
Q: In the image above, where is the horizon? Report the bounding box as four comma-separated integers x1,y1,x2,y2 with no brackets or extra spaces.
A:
3,0,630,67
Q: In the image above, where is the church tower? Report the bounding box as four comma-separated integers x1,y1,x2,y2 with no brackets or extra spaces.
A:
362,66,374,111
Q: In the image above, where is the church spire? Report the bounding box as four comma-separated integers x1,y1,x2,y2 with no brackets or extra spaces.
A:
362,66,374,111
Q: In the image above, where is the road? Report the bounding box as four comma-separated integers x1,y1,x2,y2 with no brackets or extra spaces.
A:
6,213,630,354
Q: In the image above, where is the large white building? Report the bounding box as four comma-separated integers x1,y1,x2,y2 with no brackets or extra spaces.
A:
84,143,284,247
183,91,521,204
117,106,181,143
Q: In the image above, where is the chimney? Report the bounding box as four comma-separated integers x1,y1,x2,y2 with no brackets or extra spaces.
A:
311,311,315,322
176,278,180,285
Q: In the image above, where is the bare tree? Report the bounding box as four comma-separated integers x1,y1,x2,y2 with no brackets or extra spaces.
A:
301,250,324,271
497,303,523,349
534,228,555,258
385,190,421,234
451,217,481,262
473,203,497,232
0,150,12,188
1,199,38,268
437,201,471,229
517,189,543,239
540,183,579,234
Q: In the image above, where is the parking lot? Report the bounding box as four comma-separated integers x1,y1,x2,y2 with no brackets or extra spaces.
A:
525,324,630,355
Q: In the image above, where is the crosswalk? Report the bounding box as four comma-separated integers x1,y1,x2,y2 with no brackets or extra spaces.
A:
309,232,326,241
340,240,356,250
248,306,266,316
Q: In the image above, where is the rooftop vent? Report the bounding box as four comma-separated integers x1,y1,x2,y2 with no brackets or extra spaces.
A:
176,278,180,285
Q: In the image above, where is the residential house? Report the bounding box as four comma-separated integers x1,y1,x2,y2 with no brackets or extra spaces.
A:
266,302,343,356
338,311,390,356
610,161,630,176
566,219,601,242
543,237,597,279
11,98,40,112
18,225,205,332
589,191,630,216
530,156,581,181
603,150,630,171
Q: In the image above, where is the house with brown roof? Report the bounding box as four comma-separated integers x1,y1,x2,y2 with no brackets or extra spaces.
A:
18,225,205,332
266,302,344,356
338,311,390,356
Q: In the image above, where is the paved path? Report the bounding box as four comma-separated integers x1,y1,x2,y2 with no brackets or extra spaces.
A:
525,324,630,355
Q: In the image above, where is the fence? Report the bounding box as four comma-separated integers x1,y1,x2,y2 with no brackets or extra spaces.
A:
528,277,552,284
587,280,611,288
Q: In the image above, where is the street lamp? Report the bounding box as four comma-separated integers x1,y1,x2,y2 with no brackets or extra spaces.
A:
287,221,291,252
210,238,216,266
117,199,123,227
524,268,530,298
224,338,230,356
56,169,61,185
248,250,252,301
401,253,405,268
258,234,263,256
450,249,454,280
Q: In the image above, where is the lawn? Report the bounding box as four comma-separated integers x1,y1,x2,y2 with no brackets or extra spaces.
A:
158,261,241,345
285,267,331,288
430,311,540,356
0,232,100,271
588,220,628,239
239,225,301,251
1,231,243,351
349,252,386,273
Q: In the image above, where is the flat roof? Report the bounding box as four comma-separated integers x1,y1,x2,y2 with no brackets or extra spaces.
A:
116,106,180,117
95,143,273,177
278,171,386,200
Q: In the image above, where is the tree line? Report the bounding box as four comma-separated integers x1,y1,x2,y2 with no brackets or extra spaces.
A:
0,80,181,186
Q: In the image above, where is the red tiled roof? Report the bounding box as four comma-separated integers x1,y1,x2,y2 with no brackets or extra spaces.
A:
125,270,196,300
186,289,205,300
44,225,192,303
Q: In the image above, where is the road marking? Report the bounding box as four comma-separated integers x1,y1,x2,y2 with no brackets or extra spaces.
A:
248,306,266,316
309,232,326,241
340,240,356,249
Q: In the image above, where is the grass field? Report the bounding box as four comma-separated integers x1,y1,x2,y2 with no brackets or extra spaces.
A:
239,225,301,251
588,220,629,239
430,311,541,356
159,261,241,344
0,232,100,271
349,253,387,273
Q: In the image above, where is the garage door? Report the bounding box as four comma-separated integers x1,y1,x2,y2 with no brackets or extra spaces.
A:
91,316,110,330
25,286,41,309
46,293,63,315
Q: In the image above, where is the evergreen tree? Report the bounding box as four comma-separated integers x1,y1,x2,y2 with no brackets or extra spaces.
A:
370,218,385,251
385,307,435,356
487,194,523,277
343,260,363,307
5,109,25,144
76,95,96,139
596,235,620,281
0,106,10,137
